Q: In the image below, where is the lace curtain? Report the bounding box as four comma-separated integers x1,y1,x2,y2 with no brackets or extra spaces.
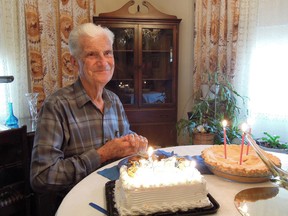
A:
0,0,29,123
235,0,288,141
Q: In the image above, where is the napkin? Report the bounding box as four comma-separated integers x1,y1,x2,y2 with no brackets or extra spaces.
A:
97,166,119,181
155,149,176,157
189,155,213,175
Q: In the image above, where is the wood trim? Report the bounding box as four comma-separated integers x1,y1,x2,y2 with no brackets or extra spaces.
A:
99,0,177,19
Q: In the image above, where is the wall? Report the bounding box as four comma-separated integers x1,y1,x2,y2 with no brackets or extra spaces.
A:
95,0,195,144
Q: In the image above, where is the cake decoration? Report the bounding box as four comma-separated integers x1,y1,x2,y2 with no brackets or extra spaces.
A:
114,148,212,216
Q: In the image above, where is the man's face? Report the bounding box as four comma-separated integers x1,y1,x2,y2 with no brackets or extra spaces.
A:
76,35,114,88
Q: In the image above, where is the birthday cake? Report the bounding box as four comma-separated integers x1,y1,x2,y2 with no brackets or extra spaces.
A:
201,145,281,178
114,154,211,216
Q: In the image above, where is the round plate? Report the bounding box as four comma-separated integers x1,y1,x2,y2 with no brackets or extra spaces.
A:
234,187,288,216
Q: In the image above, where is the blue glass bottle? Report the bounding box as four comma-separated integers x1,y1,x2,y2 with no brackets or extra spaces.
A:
5,102,19,128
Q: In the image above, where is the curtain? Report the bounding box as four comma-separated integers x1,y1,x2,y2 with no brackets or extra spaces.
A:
0,0,95,124
25,0,95,107
193,0,240,98
235,0,288,141
0,0,29,123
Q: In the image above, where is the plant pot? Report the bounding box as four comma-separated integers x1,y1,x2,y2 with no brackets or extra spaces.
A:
259,146,288,154
256,141,288,154
192,133,215,145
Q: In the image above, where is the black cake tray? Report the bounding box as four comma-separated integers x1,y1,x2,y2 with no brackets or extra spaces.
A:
105,180,220,216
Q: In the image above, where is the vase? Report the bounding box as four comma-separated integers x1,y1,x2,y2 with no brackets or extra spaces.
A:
200,84,210,99
5,102,19,128
25,93,39,121
208,84,220,99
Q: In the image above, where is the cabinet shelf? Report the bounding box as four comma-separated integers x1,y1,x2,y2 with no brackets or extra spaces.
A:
142,50,171,53
142,78,172,80
113,50,134,52
0,161,21,170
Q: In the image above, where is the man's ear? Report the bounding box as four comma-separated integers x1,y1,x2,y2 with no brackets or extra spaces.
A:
69,55,79,72
70,55,77,66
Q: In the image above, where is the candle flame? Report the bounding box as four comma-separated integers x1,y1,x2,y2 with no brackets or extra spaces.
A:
147,146,154,157
191,160,196,168
241,123,248,133
239,203,249,214
247,118,254,126
222,120,228,127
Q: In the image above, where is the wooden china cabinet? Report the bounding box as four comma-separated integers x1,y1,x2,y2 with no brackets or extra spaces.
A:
93,1,181,147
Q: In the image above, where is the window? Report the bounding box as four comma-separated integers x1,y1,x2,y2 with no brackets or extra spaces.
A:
249,25,288,119
0,1,29,125
0,69,10,123
241,0,288,141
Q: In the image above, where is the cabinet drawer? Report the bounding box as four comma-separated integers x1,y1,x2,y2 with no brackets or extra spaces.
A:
126,109,176,123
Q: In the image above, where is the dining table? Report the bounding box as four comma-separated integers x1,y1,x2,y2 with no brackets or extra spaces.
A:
55,145,288,216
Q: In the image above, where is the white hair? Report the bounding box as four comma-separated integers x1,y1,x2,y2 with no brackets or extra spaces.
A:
68,23,115,58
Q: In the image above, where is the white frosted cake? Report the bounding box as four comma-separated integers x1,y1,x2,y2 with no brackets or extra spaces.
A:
114,155,211,216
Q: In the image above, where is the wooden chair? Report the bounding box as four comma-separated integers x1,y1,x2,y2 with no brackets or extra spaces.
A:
0,125,32,215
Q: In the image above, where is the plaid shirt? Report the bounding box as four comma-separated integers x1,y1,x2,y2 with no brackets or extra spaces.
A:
30,78,131,192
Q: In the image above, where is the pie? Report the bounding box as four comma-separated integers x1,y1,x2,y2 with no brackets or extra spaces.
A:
201,144,281,178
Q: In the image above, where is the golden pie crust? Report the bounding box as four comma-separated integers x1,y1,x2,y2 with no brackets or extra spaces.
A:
201,145,281,177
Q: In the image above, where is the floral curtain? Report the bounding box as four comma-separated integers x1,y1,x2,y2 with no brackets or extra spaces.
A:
24,0,95,108
193,0,240,98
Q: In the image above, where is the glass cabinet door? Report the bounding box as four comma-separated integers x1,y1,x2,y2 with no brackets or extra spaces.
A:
105,25,175,106
141,27,174,105
105,27,136,105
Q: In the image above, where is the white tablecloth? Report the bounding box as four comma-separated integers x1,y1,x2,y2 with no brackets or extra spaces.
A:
56,145,288,216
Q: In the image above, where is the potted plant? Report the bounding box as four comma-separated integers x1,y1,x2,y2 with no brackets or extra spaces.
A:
256,132,288,153
177,72,247,145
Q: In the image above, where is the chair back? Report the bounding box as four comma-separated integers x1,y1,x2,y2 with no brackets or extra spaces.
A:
0,125,32,215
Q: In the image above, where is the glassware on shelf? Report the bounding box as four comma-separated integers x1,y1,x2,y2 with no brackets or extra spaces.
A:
5,102,19,128
25,93,39,121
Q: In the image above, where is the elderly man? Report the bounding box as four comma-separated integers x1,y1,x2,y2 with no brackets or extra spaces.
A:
30,23,148,194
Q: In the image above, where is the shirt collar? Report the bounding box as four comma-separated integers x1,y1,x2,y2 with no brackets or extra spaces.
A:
74,78,112,109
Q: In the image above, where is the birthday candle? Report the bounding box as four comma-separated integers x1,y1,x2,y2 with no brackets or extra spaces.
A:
246,127,252,155
147,146,154,162
222,120,228,159
246,118,254,155
240,123,248,165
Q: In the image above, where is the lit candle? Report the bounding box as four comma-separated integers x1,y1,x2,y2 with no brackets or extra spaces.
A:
147,146,154,162
222,120,228,159
239,203,249,215
191,160,196,176
246,118,253,155
240,123,248,165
